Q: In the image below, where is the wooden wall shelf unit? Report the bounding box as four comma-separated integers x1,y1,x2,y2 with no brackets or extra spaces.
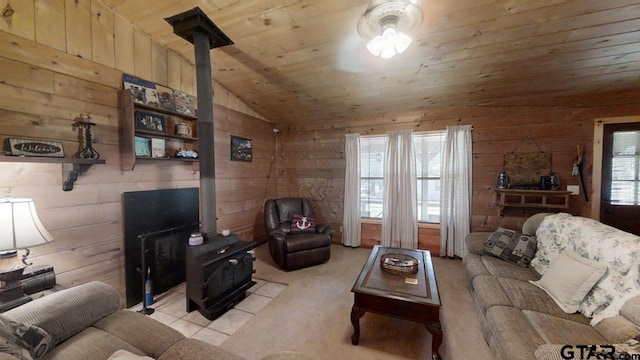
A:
118,89,199,171
0,156,106,191
495,189,571,216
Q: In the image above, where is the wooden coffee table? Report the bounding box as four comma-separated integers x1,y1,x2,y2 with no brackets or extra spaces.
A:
351,245,443,360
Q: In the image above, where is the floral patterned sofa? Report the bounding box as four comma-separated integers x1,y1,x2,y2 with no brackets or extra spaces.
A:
463,213,640,360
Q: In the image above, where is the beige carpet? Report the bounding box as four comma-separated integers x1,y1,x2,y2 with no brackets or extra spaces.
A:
220,244,494,360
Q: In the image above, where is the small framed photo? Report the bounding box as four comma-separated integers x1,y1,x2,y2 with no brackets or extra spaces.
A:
230,135,252,162
151,138,166,158
6,138,64,158
135,111,166,133
134,136,151,157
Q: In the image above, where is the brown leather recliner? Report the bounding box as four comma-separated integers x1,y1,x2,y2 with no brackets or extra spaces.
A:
264,198,333,271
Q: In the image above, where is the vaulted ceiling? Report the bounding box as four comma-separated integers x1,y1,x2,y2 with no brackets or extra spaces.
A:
103,0,640,123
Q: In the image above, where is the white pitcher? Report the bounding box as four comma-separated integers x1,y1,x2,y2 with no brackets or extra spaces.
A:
175,123,191,137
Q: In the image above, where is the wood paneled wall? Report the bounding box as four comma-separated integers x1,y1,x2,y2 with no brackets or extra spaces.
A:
0,0,274,302
276,90,640,248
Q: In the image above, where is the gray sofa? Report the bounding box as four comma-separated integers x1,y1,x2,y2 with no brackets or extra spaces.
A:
0,281,306,360
463,214,640,360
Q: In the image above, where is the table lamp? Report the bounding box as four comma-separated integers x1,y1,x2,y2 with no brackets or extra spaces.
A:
0,195,54,311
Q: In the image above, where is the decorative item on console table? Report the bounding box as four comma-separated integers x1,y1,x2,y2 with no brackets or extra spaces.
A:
495,172,510,189
0,195,55,312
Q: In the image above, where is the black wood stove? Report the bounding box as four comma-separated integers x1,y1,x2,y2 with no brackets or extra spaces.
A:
186,234,255,320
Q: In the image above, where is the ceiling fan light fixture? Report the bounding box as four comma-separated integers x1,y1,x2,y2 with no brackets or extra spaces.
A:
366,24,412,59
358,0,422,59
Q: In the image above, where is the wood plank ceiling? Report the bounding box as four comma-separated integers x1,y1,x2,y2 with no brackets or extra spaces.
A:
103,0,640,124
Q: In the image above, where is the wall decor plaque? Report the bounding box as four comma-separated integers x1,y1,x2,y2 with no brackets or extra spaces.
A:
6,138,64,158
503,152,552,188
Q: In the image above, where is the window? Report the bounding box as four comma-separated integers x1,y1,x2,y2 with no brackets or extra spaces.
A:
414,132,445,223
611,130,640,205
359,131,445,223
360,136,385,218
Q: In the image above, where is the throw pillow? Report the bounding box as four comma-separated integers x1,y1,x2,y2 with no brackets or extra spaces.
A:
107,349,154,360
0,315,53,360
483,227,538,267
290,214,316,234
529,250,608,313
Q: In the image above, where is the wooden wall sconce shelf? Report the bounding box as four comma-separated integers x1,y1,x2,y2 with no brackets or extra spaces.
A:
494,189,571,216
0,156,106,191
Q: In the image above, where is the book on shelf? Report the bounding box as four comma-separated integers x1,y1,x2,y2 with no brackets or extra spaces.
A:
156,85,176,112
151,138,166,158
123,74,160,107
173,90,197,116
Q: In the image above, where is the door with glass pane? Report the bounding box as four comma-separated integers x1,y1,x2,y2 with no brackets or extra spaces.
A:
600,123,640,235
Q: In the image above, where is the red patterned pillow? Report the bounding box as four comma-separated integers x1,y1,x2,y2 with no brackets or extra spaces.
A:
290,214,316,234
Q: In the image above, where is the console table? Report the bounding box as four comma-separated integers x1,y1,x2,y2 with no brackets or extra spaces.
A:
495,189,571,216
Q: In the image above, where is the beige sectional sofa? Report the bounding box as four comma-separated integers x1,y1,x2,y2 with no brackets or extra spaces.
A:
463,213,640,360
0,281,305,360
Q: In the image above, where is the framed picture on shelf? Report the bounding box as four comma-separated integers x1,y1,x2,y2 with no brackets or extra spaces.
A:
135,111,166,133
230,135,252,162
151,138,166,158
134,136,151,157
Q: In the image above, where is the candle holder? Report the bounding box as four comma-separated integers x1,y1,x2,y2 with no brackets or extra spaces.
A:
73,114,100,159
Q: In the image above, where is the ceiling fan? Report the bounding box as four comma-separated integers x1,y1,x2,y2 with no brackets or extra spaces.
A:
335,0,423,73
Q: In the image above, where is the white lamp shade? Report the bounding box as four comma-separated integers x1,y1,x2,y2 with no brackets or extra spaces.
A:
0,198,54,252
366,27,413,59
394,31,412,54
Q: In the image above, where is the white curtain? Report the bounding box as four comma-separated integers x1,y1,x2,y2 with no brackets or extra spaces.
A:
382,129,417,249
440,125,473,258
343,133,361,247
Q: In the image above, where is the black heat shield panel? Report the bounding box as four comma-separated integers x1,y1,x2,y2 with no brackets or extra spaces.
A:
123,188,199,308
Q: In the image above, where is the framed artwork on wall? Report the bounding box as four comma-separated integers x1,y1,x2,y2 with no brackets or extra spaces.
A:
230,135,252,162
503,152,552,188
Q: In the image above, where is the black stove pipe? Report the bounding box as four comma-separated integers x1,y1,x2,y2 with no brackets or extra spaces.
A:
193,32,217,239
